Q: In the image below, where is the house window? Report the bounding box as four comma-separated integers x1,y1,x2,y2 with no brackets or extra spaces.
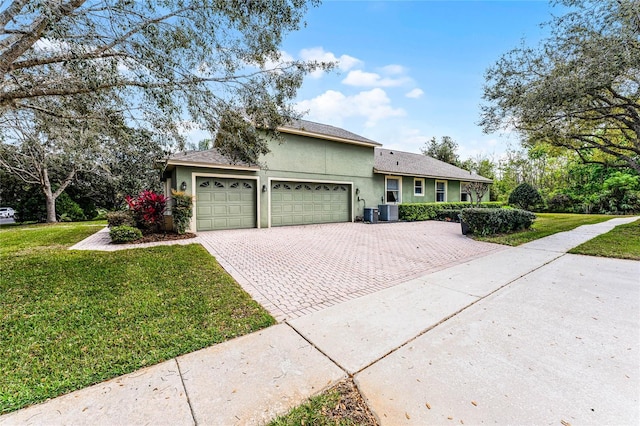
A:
461,182,470,202
386,177,401,203
414,178,424,196
436,180,447,202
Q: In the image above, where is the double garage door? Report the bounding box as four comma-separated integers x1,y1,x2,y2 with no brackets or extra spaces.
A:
195,177,351,230
271,181,350,227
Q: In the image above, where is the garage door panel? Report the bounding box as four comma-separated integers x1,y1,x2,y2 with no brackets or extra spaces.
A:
271,180,350,227
196,177,256,231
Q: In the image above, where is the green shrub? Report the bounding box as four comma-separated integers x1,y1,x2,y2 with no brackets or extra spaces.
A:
109,225,142,243
171,189,193,235
460,208,536,236
508,183,543,210
399,202,503,221
435,209,462,222
106,211,135,228
56,193,87,221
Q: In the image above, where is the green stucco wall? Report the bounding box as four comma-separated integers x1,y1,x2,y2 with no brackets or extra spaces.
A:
169,134,491,230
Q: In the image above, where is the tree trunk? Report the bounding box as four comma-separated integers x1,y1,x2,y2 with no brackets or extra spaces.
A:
42,168,57,223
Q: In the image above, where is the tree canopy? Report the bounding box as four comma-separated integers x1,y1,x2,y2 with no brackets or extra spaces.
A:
0,0,329,163
480,0,640,173
421,136,461,166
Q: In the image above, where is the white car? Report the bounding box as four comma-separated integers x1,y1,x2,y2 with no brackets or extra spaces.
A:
0,207,15,218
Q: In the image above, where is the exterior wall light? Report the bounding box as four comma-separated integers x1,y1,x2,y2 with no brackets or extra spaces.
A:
262,184,267,193
180,181,187,191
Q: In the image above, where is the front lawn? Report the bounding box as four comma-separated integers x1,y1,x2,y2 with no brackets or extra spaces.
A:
0,222,275,414
569,219,640,260
474,213,613,246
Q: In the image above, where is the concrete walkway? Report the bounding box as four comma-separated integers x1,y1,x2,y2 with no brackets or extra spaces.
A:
3,217,639,425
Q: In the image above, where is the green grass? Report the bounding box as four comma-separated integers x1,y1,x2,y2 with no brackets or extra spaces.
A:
474,213,614,246
569,219,640,260
0,222,275,414
268,388,346,426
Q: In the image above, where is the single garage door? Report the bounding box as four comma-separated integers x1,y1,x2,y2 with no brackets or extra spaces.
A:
271,181,350,226
196,177,256,231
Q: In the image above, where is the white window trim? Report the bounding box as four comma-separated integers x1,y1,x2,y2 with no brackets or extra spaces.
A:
414,178,425,197
435,180,447,203
267,177,354,228
460,181,470,202
384,175,402,204
190,172,261,232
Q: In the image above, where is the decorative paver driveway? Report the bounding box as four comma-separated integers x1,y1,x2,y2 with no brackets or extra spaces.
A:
197,221,504,321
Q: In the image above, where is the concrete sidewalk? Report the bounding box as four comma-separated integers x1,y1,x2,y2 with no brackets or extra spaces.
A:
2,217,638,425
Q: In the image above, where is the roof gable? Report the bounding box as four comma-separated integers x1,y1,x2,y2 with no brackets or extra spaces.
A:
278,119,381,147
374,148,492,183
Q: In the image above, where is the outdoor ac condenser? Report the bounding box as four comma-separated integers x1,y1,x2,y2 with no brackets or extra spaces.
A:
378,204,398,221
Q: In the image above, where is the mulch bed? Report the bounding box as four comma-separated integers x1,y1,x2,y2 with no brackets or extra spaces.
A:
324,379,379,425
128,232,197,244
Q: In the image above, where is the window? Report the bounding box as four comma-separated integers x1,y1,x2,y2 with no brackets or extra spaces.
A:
414,178,424,196
436,180,447,202
386,177,401,203
460,182,470,202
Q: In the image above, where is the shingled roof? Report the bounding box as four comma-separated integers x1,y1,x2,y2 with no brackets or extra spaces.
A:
374,148,492,183
165,149,259,170
279,118,381,147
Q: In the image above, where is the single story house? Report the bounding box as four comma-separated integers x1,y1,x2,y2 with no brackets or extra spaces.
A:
161,119,492,231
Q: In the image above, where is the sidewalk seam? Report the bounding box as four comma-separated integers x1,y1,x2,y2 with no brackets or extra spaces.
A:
351,252,567,376
175,358,198,426
284,322,351,377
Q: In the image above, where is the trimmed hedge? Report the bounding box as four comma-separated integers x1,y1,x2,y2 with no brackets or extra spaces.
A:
435,209,462,222
109,225,143,243
106,211,135,228
399,202,503,221
460,208,536,236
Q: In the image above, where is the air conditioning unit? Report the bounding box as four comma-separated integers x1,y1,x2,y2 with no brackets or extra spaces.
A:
378,204,398,221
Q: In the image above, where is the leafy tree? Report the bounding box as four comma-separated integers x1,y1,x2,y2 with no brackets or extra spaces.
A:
508,183,544,211
421,136,461,166
0,0,330,163
0,93,131,222
481,0,640,173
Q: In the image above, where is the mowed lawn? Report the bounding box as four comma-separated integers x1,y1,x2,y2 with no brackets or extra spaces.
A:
475,213,614,246
0,223,275,414
570,219,640,260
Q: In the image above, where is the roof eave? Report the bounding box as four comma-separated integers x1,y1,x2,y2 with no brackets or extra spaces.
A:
165,159,260,171
373,168,492,183
278,126,382,147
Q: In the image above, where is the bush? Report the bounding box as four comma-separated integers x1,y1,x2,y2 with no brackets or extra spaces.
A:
125,190,167,229
109,225,143,243
399,202,503,221
171,190,193,235
508,183,543,210
56,193,87,222
106,211,135,228
460,208,536,236
435,209,462,222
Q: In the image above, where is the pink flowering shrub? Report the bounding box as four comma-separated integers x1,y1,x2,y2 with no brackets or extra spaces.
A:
125,190,167,229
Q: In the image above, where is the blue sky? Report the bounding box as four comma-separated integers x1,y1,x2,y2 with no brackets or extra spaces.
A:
276,0,564,161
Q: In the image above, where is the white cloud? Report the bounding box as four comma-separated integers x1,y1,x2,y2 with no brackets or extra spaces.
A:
296,88,405,127
261,50,295,73
380,64,405,75
299,47,362,78
405,88,424,99
342,70,410,87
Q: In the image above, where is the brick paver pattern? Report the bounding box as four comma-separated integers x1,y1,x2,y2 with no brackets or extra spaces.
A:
197,221,504,321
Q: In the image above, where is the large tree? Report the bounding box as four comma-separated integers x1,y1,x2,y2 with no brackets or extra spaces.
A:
0,0,329,163
421,136,461,166
480,0,640,173
0,93,130,222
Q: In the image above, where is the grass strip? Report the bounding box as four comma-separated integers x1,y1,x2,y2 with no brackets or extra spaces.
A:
569,219,640,260
474,213,613,246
